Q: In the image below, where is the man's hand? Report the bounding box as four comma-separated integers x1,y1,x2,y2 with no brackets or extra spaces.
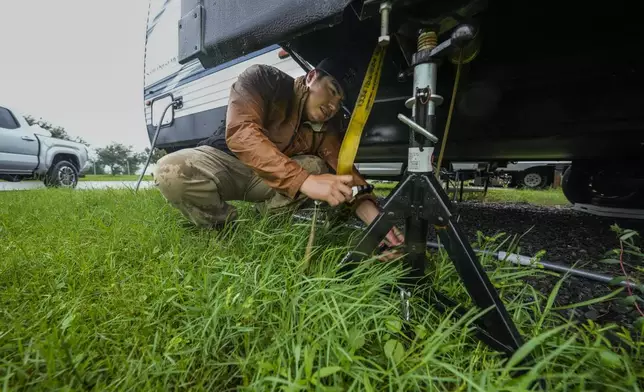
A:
377,225,405,261
300,174,354,206
355,200,406,261
381,225,404,248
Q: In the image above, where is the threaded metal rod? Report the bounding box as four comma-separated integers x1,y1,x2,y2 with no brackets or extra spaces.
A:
418,30,437,51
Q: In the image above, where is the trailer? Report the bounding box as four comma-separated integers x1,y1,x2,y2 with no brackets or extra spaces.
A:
142,0,644,210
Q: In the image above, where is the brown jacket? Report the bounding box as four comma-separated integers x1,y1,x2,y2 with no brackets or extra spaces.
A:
221,64,376,207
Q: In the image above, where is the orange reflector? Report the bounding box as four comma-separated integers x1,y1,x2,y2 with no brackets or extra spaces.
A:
278,49,290,59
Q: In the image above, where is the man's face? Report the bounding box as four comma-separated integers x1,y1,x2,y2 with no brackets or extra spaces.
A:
304,70,345,123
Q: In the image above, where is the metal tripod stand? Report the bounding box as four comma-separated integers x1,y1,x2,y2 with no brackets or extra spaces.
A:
338,25,525,357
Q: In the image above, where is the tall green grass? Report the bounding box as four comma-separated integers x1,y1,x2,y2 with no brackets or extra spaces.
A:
0,189,641,390
461,188,570,206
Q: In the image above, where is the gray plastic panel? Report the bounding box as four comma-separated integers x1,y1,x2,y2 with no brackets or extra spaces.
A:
178,4,204,64
179,0,353,68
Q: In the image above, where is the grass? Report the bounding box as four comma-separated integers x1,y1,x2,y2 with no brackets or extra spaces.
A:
0,189,642,390
477,188,569,206
373,182,570,207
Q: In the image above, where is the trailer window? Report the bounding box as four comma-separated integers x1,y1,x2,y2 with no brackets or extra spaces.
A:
0,107,19,130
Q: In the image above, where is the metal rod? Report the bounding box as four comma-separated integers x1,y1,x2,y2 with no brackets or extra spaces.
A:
397,113,439,143
425,241,643,291
292,214,643,291
379,2,392,46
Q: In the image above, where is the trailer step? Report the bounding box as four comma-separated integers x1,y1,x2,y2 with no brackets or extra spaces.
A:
572,203,644,220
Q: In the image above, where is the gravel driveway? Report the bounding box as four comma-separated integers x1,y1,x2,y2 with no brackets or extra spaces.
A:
450,201,644,327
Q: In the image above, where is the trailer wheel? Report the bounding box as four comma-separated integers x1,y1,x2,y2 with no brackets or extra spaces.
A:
562,163,643,207
44,161,79,188
561,165,592,204
518,167,550,189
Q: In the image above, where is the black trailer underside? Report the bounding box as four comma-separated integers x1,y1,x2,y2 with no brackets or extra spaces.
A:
169,0,643,165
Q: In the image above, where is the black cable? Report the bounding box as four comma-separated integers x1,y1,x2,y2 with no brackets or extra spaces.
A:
135,98,181,192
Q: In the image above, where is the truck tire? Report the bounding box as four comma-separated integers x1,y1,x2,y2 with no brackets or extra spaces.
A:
44,160,79,188
517,167,550,189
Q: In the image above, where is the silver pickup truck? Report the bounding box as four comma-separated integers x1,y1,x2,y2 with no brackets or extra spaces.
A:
0,104,89,188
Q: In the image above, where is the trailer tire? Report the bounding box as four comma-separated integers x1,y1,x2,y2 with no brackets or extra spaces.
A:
561,165,592,204
517,167,550,189
44,160,79,188
562,162,644,207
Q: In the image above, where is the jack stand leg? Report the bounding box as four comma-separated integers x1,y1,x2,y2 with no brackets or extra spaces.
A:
338,167,525,354
425,173,524,354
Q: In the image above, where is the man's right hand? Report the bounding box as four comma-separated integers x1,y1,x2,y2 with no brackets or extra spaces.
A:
300,174,354,206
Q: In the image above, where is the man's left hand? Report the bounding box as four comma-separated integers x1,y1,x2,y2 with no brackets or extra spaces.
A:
378,226,405,261
382,225,404,248
355,199,406,261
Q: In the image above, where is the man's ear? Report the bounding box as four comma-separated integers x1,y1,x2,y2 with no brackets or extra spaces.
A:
305,69,318,87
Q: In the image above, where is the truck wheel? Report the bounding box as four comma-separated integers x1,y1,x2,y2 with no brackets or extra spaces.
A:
44,161,79,188
518,167,550,189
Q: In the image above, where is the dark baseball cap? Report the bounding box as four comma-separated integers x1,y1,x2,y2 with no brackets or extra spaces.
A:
315,57,358,106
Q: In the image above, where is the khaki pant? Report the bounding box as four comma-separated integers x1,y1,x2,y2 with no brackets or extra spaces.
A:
153,145,328,227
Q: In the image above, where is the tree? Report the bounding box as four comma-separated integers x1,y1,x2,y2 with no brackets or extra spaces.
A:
127,151,147,175
23,115,90,147
94,143,145,175
143,147,167,164
87,159,107,175
23,115,37,126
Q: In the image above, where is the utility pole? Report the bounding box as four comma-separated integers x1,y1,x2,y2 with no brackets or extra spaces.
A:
126,160,130,175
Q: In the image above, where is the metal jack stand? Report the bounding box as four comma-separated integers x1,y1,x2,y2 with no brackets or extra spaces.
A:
338,25,527,359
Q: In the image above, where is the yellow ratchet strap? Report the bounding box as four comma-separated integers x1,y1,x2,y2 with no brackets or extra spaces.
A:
336,43,387,175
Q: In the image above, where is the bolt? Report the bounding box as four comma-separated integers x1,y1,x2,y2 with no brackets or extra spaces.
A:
387,211,395,217
378,35,390,46
193,13,197,18
398,71,406,81
379,2,392,47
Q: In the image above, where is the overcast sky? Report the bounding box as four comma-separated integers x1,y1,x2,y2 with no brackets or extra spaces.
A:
0,0,151,152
